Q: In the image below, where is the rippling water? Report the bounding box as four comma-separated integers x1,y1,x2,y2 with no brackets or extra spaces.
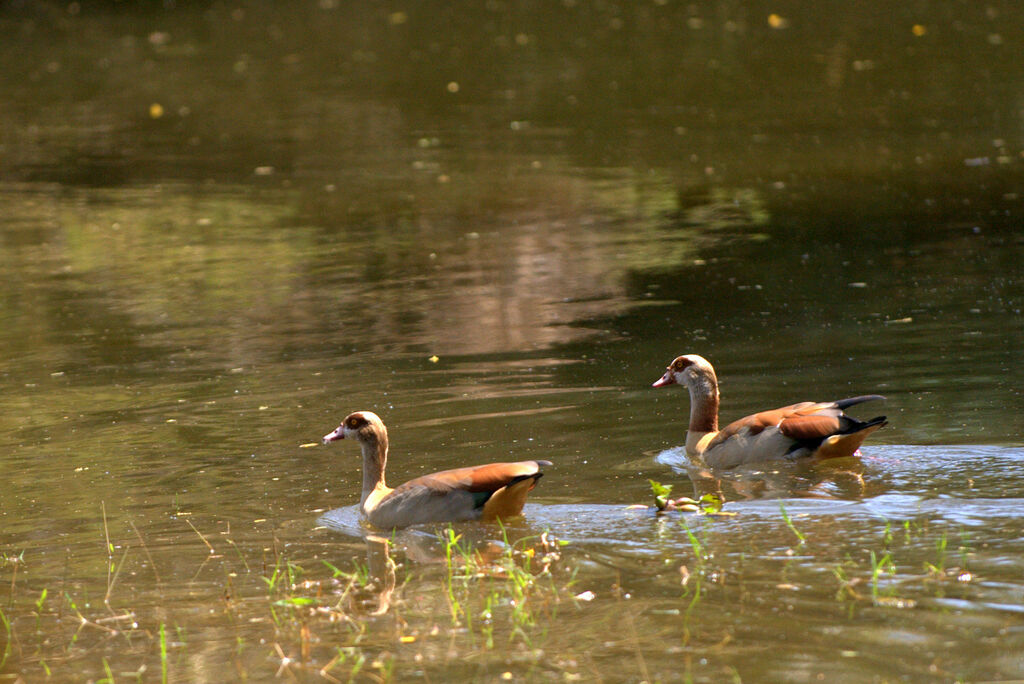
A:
1,1,1023,681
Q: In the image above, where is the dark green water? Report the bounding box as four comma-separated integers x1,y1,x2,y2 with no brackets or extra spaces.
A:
1,2,1023,681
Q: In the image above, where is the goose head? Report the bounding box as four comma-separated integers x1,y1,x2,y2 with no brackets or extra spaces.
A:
652,354,717,390
652,354,721,436
322,410,392,506
323,410,388,446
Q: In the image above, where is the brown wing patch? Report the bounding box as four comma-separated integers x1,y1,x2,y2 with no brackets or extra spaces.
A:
709,402,836,449
707,413,771,449
778,414,842,441
397,461,546,495
780,402,824,415
719,405,797,436
464,462,544,492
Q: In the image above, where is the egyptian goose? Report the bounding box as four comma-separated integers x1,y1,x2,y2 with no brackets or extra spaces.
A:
652,355,887,468
322,411,551,529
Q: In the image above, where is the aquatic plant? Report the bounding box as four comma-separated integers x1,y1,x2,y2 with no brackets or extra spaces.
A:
832,562,858,604
925,532,948,577
679,519,708,618
159,623,168,684
868,550,895,601
262,555,305,598
441,526,471,625
681,520,707,564
650,480,727,514
778,503,806,545
827,521,977,612
651,479,674,510
0,605,11,670
435,523,572,649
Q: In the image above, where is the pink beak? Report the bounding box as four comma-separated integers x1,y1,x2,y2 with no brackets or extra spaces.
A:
652,370,675,388
322,426,345,444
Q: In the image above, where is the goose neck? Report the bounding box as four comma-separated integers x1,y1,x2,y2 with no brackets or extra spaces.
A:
359,437,388,505
687,373,720,434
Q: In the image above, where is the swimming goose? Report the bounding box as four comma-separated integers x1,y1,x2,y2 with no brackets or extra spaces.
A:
652,355,887,468
322,411,550,529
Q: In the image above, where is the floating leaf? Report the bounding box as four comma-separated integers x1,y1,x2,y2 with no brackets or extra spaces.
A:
699,492,724,514
274,597,316,607
649,479,673,511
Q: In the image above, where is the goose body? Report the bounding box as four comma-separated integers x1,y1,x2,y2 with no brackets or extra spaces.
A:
322,411,550,529
652,355,887,468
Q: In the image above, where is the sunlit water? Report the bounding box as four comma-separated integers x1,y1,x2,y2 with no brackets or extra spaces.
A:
2,2,1023,682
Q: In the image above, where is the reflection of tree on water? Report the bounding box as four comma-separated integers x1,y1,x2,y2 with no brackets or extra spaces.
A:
0,170,772,370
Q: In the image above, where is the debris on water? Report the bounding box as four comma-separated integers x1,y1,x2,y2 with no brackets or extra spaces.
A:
874,596,917,609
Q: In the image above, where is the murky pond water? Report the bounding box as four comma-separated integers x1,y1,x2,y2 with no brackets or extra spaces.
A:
2,2,1023,681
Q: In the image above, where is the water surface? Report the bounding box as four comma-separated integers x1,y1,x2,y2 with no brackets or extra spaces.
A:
1,2,1022,681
